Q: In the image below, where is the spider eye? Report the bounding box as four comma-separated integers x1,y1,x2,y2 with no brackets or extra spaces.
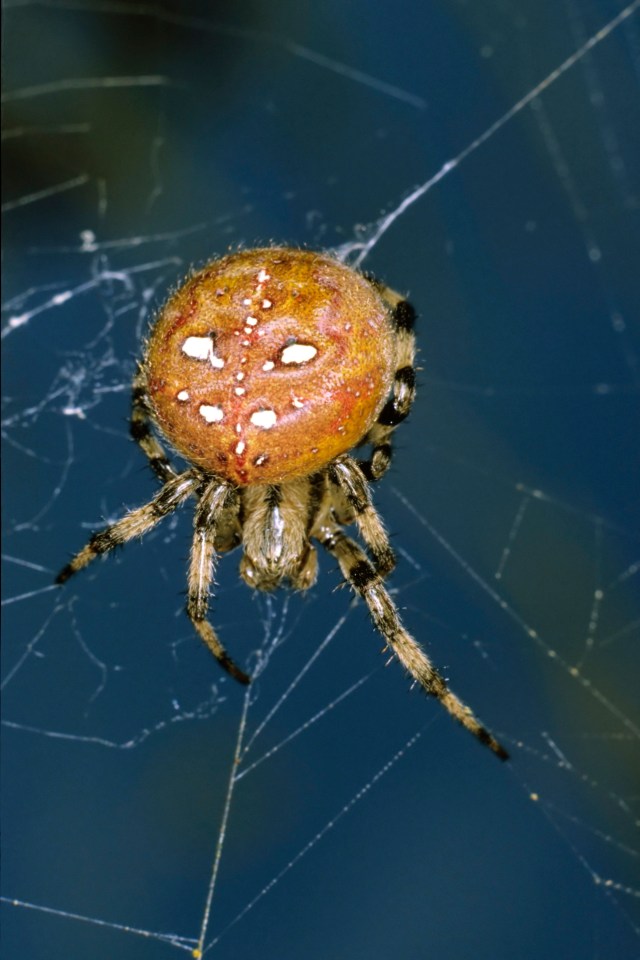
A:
145,247,396,485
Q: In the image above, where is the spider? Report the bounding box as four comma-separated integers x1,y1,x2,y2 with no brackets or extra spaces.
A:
56,247,507,760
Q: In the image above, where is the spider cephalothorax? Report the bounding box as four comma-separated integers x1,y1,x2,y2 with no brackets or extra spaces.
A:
56,247,507,760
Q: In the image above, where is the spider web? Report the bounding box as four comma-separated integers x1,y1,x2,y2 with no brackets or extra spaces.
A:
2,1,639,957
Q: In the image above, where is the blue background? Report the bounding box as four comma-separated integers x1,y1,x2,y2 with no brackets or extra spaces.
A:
3,1,639,958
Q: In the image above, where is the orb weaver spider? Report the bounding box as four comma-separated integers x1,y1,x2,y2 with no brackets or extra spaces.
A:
56,247,507,760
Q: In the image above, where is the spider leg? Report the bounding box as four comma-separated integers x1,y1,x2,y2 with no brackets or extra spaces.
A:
328,455,396,576
358,287,417,483
318,523,508,760
187,478,250,685
56,472,198,583
130,363,177,483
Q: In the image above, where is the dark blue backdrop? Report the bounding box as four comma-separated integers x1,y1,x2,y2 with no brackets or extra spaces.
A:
3,2,639,958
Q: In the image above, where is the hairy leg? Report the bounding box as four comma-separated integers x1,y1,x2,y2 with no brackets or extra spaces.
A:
130,363,177,483
358,286,417,483
187,478,250,684
56,472,198,583
318,522,508,760
328,455,395,576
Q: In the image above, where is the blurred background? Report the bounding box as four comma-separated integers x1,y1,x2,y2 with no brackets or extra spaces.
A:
3,1,639,957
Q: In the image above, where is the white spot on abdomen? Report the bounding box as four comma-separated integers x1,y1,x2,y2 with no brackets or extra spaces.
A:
281,343,317,364
177,390,190,401
250,409,278,429
182,336,225,368
199,404,224,423
182,336,211,359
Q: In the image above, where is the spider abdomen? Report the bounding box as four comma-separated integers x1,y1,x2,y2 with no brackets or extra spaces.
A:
145,248,396,486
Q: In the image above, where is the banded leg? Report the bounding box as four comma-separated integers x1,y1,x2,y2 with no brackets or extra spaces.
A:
319,524,508,760
328,455,395,576
131,363,176,483
359,286,417,483
56,473,198,583
187,478,250,684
